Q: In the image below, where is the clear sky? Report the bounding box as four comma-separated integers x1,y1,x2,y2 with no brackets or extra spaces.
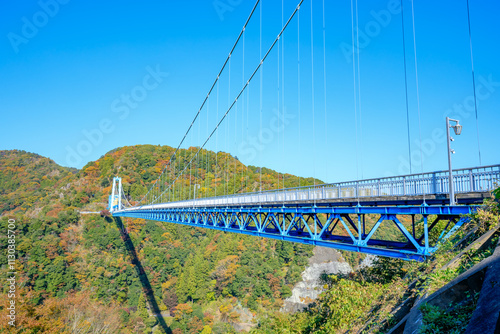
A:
1,0,499,183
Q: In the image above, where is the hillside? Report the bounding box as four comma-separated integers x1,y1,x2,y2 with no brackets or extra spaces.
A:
255,189,500,333
0,147,498,333
0,150,76,215
0,146,321,333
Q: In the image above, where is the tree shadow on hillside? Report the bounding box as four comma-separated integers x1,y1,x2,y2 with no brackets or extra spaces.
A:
114,216,172,334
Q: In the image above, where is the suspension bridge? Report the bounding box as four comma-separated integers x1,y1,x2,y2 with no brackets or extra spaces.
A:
108,0,499,261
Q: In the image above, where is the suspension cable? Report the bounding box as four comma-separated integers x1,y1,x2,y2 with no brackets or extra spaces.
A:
350,0,360,203
206,87,210,199
297,7,301,188
466,0,482,165
411,0,426,202
241,28,246,193
138,0,261,205
226,56,231,198
151,0,305,205
282,0,285,203
400,0,412,174
216,80,219,197
311,0,316,206
277,4,281,193
355,0,364,180
322,0,328,183
259,0,263,195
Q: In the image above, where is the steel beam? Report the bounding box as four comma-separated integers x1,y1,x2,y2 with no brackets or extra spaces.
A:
114,205,474,261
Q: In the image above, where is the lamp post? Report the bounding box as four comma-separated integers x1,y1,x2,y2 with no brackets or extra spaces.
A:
446,117,463,206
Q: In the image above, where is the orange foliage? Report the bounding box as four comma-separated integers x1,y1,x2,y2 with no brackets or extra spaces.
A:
0,288,122,333
83,165,99,178
213,255,240,285
46,204,63,218
174,303,193,320
204,240,218,257
125,218,146,234
236,240,246,252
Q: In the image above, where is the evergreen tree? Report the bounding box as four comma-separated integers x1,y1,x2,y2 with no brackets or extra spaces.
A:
137,292,149,321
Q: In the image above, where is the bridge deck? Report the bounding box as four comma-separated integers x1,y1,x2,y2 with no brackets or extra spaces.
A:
138,165,498,209
112,165,499,261
135,192,490,210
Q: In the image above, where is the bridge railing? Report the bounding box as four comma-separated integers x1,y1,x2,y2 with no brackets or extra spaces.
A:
131,165,500,210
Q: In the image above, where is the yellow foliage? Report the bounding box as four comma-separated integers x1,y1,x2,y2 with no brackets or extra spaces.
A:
201,325,213,334
95,266,105,276
162,277,177,291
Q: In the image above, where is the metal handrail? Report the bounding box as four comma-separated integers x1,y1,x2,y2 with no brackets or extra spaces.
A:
127,164,500,210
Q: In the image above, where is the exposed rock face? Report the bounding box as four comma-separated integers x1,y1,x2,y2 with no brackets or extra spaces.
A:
232,305,256,332
282,247,352,313
357,254,377,270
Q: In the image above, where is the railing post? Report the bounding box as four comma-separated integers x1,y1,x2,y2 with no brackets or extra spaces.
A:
469,169,474,192
402,177,406,196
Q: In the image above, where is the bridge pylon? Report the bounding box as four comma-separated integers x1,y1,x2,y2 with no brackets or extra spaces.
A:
108,177,122,213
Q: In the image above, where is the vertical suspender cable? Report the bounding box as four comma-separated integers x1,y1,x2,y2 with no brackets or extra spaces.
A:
258,0,263,216
298,7,301,188
172,157,175,201
259,0,263,194
234,68,237,195
355,0,364,180
197,96,201,197
216,80,219,197
153,0,303,205
242,29,246,193
322,0,328,183
174,155,177,201
246,85,250,192
351,0,360,203
277,4,281,193
282,0,285,202
226,57,231,198
179,146,182,201
400,0,412,174
137,0,261,206
182,144,185,200
411,0,426,201
189,124,192,201
311,0,316,205
466,0,482,166
178,144,181,201
206,91,210,198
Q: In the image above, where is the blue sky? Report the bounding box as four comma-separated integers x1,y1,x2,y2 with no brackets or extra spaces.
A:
1,0,499,183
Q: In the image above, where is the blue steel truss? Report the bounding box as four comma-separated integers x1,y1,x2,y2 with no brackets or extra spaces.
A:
114,205,475,261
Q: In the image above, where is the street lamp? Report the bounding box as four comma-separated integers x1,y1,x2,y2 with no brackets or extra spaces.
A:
446,117,462,205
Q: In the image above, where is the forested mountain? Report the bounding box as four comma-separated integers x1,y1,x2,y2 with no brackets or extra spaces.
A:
0,150,76,215
0,147,498,334
0,146,319,333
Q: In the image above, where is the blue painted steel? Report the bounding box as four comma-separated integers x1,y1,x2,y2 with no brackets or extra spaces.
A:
114,205,475,262
112,165,498,261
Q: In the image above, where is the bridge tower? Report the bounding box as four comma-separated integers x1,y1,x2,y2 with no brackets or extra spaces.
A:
108,177,122,213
